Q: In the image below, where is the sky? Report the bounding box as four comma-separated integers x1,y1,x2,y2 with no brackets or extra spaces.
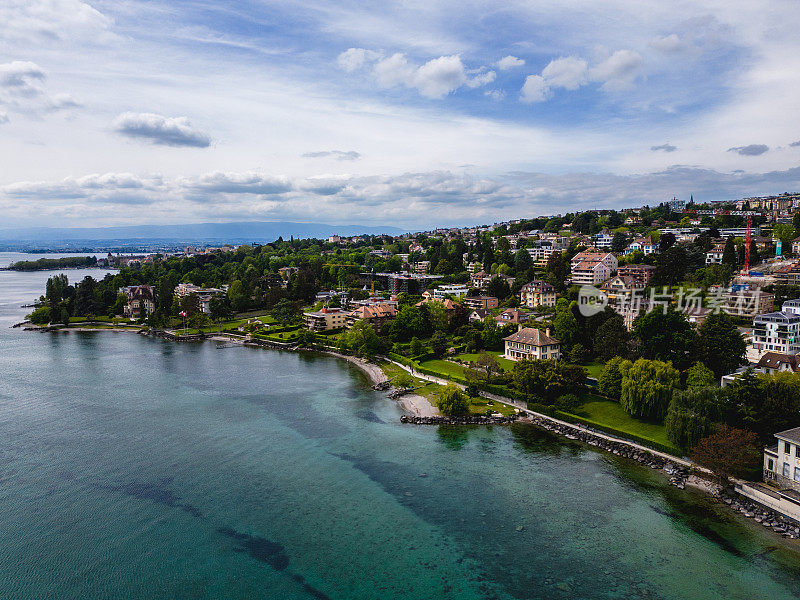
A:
1,0,800,231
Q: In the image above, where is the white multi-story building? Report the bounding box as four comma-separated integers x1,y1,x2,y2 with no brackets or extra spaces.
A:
705,244,726,265
764,427,800,492
592,232,613,249
433,284,469,299
570,251,618,286
503,327,561,361
752,311,800,354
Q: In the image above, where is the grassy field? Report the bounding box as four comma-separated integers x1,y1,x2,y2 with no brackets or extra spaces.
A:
467,396,517,416
452,351,515,372
417,358,469,379
378,361,443,400
581,361,604,379
564,399,673,450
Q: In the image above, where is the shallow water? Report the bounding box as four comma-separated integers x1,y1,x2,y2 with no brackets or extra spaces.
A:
0,256,798,599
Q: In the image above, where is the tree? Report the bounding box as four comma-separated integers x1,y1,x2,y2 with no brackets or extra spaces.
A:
633,309,696,370
545,252,568,290
436,384,469,415
209,295,233,323
694,311,746,379
474,351,502,384
552,302,580,351
666,386,722,450
594,313,629,361
568,343,589,364
611,232,628,253
481,317,503,350
512,359,586,402
721,237,737,266
74,276,99,316
394,372,414,389
619,358,680,421
659,232,676,252
27,306,51,325
426,301,449,332
653,245,688,286
486,276,511,300
270,298,299,324
339,321,386,358
691,425,761,483
227,279,249,312
430,330,448,358
179,293,201,316
514,248,533,273
409,337,423,357
390,305,427,342
686,362,716,389
598,357,630,400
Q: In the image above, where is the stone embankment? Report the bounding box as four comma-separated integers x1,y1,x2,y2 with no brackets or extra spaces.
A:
524,413,691,485
720,491,800,539
401,414,519,425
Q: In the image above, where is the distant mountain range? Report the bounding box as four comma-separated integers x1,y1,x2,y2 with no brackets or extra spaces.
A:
0,221,406,245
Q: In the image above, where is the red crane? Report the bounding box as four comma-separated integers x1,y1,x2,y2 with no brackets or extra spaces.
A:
743,214,752,273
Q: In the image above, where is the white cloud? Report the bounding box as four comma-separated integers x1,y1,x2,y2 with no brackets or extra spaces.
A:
495,55,525,71
590,50,643,91
0,111,8,124
7,164,800,229
182,171,292,195
465,70,496,89
651,143,677,152
113,112,212,148
0,0,113,44
336,47,381,72
0,61,46,96
484,89,505,101
373,53,415,88
302,150,361,160
47,93,81,111
413,55,467,98
727,144,769,156
650,34,688,53
520,75,549,103
542,56,588,90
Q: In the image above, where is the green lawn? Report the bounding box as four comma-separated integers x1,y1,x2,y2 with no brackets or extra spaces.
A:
417,358,469,379
467,396,517,417
378,361,443,401
581,361,604,379
452,351,515,372
564,399,674,451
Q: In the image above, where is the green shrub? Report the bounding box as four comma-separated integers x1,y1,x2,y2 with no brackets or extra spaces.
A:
28,306,51,325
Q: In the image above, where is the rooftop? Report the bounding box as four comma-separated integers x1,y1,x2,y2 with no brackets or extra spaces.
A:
503,327,559,346
776,427,800,444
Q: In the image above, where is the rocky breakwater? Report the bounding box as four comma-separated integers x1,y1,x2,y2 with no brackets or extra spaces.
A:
401,414,519,425
720,491,800,539
525,414,691,487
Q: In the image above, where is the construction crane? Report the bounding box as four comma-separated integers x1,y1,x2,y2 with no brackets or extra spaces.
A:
743,214,752,273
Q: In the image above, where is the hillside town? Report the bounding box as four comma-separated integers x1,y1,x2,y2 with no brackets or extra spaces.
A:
25,191,800,527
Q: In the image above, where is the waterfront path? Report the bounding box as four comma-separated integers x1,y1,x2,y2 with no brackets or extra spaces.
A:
385,358,696,469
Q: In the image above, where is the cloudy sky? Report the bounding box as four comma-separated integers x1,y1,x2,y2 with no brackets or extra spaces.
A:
2,0,800,230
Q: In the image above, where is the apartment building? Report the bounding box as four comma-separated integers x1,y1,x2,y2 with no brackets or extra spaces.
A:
519,280,557,308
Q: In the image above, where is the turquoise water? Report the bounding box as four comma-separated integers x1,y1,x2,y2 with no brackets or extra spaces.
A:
1,257,799,599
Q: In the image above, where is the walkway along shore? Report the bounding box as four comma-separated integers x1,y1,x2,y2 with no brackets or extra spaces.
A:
17,321,800,538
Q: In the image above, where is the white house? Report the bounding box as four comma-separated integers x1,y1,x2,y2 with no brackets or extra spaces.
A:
503,327,561,361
